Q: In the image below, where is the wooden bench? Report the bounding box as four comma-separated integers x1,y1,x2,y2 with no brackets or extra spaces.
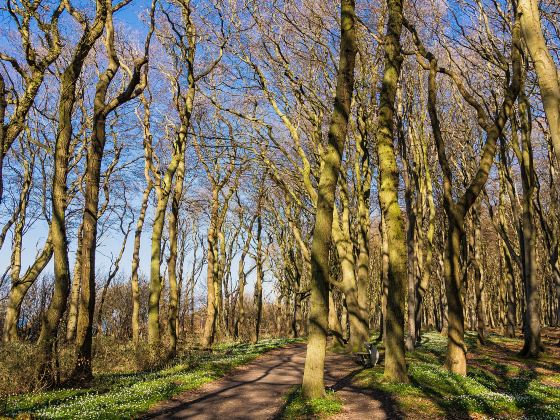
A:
356,342,379,368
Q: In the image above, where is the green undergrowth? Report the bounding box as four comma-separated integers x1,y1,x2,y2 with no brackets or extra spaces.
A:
356,331,560,419
0,338,300,419
281,386,343,419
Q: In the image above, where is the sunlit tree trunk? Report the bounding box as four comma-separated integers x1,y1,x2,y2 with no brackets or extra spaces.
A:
38,0,107,385
66,224,83,342
131,182,152,344
407,10,521,374
202,187,220,347
253,215,263,343
3,160,53,342
302,0,357,399
517,90,542,357
73,6,151,378
518,0,560,165
375,0,408,382
167,155,185,356
415,138,435,343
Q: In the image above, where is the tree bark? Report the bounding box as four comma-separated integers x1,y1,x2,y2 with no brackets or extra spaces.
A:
253,215,263,343
38,0,107,385
202,187,220,348
131,183,152,344
518,0,560,165
375,0,408,382
167,154,185,356
66,224,83,342
302,0,357,399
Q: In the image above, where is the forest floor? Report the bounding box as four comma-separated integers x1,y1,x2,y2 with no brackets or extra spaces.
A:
1,330,559,419
144,329,560,420
354,328,560,420
0,338,301,419
144,342,399,420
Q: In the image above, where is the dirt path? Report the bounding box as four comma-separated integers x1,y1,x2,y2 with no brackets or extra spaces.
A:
144,343,401,420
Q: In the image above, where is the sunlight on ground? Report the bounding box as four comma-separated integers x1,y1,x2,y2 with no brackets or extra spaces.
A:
356,331,560,419
1,338,300,419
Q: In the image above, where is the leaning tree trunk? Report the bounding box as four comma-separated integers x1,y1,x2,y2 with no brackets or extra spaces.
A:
301,0,357,400
2,162,53,343
3,235,53,343
518,0,560,165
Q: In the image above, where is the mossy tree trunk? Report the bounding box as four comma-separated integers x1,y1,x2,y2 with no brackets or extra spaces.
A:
375,0,408,382
73,4,152,379
167,154,186,357
38,0,108,386
302,0,357,400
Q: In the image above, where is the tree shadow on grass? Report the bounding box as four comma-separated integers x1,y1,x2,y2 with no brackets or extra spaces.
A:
274,366,404,420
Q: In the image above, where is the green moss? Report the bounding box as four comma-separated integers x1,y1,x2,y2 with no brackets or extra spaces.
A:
2,338,300,419
282,387,343,419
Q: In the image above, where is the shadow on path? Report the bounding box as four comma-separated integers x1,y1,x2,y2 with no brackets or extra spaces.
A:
143,343,401,419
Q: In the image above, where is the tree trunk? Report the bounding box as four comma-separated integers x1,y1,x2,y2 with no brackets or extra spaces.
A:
518,91,542,357
37,0,107,385
328,289,344,346
3,162,53,343
375,0,408,382
471,205,487,345
253,215,264,344
355,99,372,350
131,183,151,344
66,224,83,342
415,139,435,343
202,187,220,348
403,145,417,353
167,155,185,356
73,115,105,380
2,240,53,343
444,217,467,374
302,0,357,399
148,194,167,350
518,0,560,165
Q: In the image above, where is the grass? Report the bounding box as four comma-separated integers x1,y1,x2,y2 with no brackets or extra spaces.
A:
0,338,300,419
356,330,560,419
281,386,343,419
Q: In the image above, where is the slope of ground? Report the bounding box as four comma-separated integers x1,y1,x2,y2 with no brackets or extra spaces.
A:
357,329,560,419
